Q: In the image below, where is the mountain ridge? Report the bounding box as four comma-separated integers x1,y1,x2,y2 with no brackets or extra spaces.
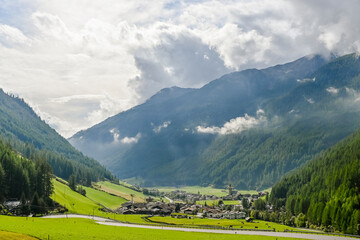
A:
70,53,360,189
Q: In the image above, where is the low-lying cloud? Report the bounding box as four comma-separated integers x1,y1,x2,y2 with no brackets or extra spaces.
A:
153,121,171,133
109,128,141,144
197,110,266,135
120,133,141,144
326,87,339,95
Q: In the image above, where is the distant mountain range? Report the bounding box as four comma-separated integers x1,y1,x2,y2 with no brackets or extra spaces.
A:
70,53,360,189
0,90,113,183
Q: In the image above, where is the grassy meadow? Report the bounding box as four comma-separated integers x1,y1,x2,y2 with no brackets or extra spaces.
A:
0,216,303,240
51,179,149,223
96,181,146,202
149,216,300,232
156,186,270,197
83,186,127,209
0,230,38,240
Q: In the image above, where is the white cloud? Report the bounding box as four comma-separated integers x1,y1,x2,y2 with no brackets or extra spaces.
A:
1,0,360,137
120,133,141,144
326,87,339,95
153,121,171,133
297,77,316,83
304,96,315,104
197,111,266,135
0,24,29,45
109,128,120,142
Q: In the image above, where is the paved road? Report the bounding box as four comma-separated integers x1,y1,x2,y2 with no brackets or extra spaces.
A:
42,214,359,240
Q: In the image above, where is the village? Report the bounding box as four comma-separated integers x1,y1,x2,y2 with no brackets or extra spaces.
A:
117,185,270,221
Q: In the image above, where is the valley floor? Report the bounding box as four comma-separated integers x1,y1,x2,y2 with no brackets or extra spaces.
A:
0,215,358,240
0,215,301,240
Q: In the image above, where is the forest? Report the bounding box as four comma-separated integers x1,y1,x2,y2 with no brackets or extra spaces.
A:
270,129,360,234
0,140,53,215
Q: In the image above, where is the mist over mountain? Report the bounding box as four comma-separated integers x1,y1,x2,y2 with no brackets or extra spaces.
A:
70,53,360,189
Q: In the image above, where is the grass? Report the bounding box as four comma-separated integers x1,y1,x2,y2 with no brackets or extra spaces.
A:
0,215,303,240
52,179,100,215
96,181,146,202
0,230,38,240
156,186,229,197
51,179,149,224
149,216,300,232
156,186,268,197
82,186,127,209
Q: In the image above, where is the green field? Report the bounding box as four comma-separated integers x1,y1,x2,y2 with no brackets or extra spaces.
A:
83,186,127,209
0,230,37,240
149,216,300,232
156,186,268,197
96,181,146,202
52,179,100,215
51,179,149,224
0,216,303,240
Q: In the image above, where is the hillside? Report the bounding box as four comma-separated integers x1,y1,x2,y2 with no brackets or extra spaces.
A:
270,128,360,234
0,90,114,183
69,53,360,189
0,139,52,205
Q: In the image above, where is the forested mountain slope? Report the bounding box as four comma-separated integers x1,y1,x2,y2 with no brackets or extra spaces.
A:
270,128,360,234
0,90,114,184
71,53,360,189
0,140,52,205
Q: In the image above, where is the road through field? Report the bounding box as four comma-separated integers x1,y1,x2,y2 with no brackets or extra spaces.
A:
43,214,359,240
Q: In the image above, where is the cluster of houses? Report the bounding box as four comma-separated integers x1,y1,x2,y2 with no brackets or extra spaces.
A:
117,201,175,215
116,186,270,220
117,200,252,220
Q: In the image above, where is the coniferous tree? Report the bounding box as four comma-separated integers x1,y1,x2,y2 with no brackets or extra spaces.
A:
20,191,29,216
31,192,40,216
69,174,76,191
0,163,5,201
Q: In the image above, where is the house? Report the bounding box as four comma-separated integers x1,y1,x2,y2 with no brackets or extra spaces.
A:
251,194,259,199
122,209,136,214
182,207,195,215
3,199,21,214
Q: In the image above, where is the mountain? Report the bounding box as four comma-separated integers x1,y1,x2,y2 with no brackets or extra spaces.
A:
0,89,113,183
270,128,360,234
70,53,360,189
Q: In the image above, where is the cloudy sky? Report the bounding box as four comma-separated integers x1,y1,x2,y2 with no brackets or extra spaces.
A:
0,0,359,137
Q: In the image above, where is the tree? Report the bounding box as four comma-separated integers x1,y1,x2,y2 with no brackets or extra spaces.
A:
175,203,180,213
295,213,306,228
242,198,249,209
20,191,29,216
31,192,40,216
0,163,5,201
35,157,53,201
69,174,76,191
254,198,266,211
